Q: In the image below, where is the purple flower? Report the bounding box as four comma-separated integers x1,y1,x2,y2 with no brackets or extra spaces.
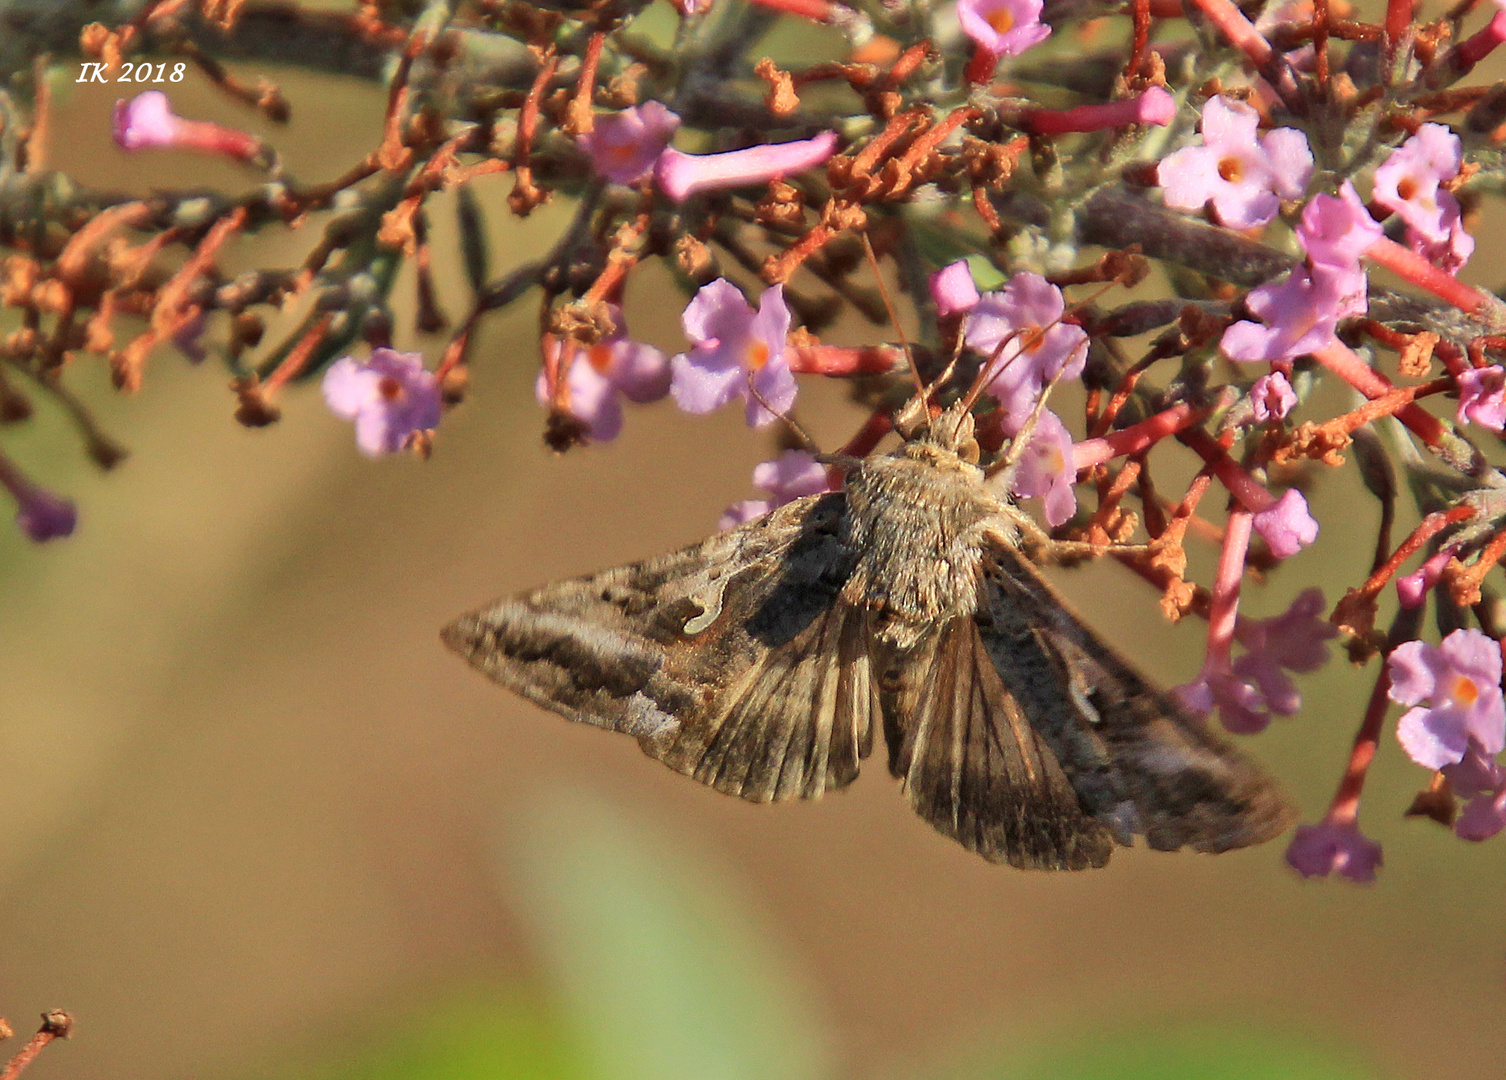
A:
1296,181,1383,269
1177,589,1334,734
535,315,671,443
719,450,834,530
112,90,262,162
1456,365,1506,431
1157,96,1313,230
1440,741,1506,840
1252,488,1319,559
963,272,1088,423
1285,819,1383,883
577,102,681,185
1005,406,1077,527
957,0,1052,60
0,452,76,543
1373,124,1462,243
1389,629,1506,771
322,348,443,457
670,279,796,427
930,260,981,317
1220,261,1367,364
655,132,837,203
1411,212,1475,273
1249,370,1297,421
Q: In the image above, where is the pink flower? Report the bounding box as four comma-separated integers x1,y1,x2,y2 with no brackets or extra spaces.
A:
962,272,1088,423
930,260,980,317
1285,819,1383,883
577,102,681,185
655,131,837,203
1158,96,1313,230
535,314,670,443
1177,667,1272,734
957,0,1052,61
1457,365,1506,431
1220,262,1367,364
1249,370,1297,421
1005,407,1077,527
1374,124,1463,243
112,91,263,163
1396,547,1455,608
669,279,796,427
1448,742,1506,840
1373,125,1474,274
1251,488,1319,559
322,348,443,457
1388,628,1506,771
719,450,833,530
1296,181,1383,269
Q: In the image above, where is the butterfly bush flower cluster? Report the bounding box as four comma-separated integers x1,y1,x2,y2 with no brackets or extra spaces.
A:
10,0,1506,884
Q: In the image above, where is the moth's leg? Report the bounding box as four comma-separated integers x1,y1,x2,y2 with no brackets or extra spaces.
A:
1011,510,1155,563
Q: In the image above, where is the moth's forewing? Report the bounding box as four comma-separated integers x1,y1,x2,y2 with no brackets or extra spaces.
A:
442,493,878,803
982,547,1296,854
881,613,1116,871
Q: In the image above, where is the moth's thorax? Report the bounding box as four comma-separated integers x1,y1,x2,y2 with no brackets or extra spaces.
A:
841,438,1014,644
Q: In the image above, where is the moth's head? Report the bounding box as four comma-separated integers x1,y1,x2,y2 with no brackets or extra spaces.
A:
900,399,980,464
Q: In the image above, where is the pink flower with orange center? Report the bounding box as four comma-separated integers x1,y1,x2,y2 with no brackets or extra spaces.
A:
1388,628,1506,771
669,279,796,427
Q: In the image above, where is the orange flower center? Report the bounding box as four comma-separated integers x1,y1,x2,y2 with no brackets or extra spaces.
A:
744,339,770,370
987,8,1015,33
1021,326,1046,352
1218,156,1244,183
1397,176,1418,202
377,375,405,402
587,343,615,374
1451,674,1481,706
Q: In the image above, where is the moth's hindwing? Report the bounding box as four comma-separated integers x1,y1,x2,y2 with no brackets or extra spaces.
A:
442,493,878,803
981,547,1296,857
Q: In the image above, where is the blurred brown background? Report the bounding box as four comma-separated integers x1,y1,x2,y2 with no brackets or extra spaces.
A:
3,46,1506,1080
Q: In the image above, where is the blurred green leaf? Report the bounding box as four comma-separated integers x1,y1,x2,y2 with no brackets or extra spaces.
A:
266,988,591,1080
936,1026,1386,1080
502,789,832,1080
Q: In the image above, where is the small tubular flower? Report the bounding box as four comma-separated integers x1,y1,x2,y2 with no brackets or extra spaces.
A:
577,102,681,185
670,279,797,427
655,132,837,203
720,450,834,530
1388,629,1506,771
1157,96,1313,229
963,272,1088,423
322,348,443,457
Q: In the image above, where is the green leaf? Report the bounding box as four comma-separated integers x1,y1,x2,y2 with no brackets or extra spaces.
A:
502,790,832,1080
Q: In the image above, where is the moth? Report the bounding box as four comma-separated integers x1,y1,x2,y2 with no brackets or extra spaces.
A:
443,398,1293,870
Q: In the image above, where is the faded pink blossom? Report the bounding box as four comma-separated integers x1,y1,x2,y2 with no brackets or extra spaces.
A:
1296,181,1383,269
1220,262,1367,364
1456,365,1506,431
957,0,1052,61
577,102,681,184
963,272,1088,424
534,313,670,443
1005,407,1077,527
670,279,796,427
1388,628,1506,771
1249,370,1297,421
655,131,837,203
1252,488,1319,559
1158,96,1313,229
1285,819,1383,883
322,348,443,457
1374,124,1463,242
930,260,980,317
720,450,833,530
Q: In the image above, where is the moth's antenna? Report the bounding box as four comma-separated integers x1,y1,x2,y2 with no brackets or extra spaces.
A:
745,371,822,454
860,232,927,402
985,338,1089,478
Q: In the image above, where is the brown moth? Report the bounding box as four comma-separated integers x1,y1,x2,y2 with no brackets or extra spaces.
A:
443,399,1293,870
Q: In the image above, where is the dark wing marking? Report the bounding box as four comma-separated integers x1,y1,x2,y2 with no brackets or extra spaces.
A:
883,616,1114,871
443,493,877,803
984,547,1295,854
